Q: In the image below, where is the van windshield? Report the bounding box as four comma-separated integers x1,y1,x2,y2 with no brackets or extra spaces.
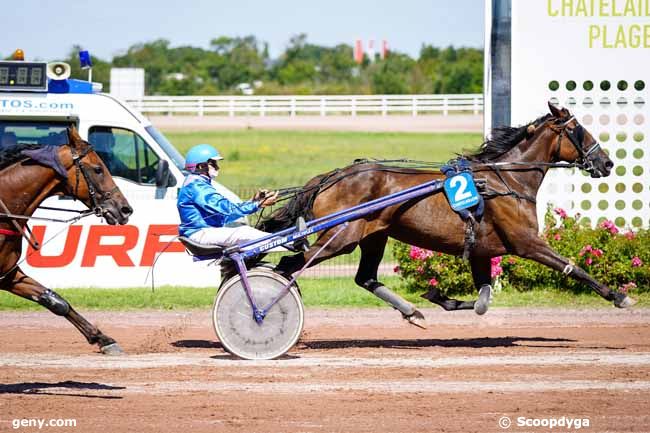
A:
0,120,72,149
145,126,185,172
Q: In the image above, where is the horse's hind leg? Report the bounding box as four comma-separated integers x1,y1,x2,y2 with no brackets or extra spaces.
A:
355,233,426,329
7,268,124,355
420,256,479,312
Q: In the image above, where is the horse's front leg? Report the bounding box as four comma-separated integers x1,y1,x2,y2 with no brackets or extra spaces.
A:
517,239,636,308
470,256,492,315
7,267,124,355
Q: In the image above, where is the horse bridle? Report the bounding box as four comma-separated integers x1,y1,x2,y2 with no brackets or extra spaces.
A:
69,144,119,217
553,116,602,173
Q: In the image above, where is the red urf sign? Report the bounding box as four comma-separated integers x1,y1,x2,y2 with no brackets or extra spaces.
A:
26,225,186,268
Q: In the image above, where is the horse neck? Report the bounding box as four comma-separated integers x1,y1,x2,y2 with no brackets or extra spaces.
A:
493,126,558,195
0,163,61,221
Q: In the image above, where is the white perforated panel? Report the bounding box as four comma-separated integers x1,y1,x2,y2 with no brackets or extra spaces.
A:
510,1,649,229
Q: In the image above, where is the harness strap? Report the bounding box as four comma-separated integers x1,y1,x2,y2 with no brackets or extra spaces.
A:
0,198,40,249
487,165,537,204
0,228,20,236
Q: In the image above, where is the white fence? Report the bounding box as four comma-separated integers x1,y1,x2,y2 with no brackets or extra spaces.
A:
123,94,483,117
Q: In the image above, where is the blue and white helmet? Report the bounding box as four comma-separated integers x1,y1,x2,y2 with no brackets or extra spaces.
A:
184,144,224,172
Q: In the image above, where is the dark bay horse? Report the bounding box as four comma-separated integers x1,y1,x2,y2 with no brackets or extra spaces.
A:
260,103,636,327
0,126,133,355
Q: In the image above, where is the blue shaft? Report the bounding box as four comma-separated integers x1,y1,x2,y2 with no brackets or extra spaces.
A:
240,178,443,258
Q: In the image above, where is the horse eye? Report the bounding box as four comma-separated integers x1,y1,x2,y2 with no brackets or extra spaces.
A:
94,166,103,174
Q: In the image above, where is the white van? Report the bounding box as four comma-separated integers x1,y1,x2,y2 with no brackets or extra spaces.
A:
0,60,240,287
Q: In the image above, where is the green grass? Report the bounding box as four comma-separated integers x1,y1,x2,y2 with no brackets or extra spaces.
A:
163,130,481,189
1,278,647,311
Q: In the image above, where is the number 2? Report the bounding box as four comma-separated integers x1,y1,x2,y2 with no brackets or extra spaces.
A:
450,175,472,202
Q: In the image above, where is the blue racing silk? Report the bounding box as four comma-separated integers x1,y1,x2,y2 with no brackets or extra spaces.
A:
177,174,260,237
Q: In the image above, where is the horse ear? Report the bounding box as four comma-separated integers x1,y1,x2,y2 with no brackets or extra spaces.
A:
548,101,562,118
67,125,83,146
526,124,536,137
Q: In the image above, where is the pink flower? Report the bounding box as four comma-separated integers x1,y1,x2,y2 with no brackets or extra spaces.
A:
593,248,603,258
554,233,562,241
600,219,619,235
491,266,503,278
585,257,593,266
393,265,400,274
579,245,593,256
428,278,438,287
416,266,424,274
491,256,503,278
632,257,643,267
620,282,637,294
409,246,433,261
554,207,568,219
625,231,636,240
601,220,614,229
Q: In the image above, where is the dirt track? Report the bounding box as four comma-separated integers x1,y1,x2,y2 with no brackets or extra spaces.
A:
1,307,650,433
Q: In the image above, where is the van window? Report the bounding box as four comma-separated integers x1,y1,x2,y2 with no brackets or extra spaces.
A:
88,126,160,184
0,120,71,150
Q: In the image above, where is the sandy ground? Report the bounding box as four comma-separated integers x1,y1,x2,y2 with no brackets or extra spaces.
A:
1,307,649,433
150,114,483,133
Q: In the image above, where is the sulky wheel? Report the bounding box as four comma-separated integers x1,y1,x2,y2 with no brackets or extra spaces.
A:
212,269,304,360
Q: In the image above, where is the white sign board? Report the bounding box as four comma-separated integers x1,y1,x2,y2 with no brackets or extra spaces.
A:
110,68,145,99
511,0,649,229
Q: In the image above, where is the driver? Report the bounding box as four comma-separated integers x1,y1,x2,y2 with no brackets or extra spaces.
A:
88,129,130,177
177,144,305,251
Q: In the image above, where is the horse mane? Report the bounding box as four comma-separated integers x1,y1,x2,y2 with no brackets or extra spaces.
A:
467,114,552,162
0,144,42,171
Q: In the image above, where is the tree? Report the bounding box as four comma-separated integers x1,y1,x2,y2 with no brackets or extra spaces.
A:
209,36,267,89
370,52,414,94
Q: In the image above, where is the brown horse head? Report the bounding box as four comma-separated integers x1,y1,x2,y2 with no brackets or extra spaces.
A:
60,126,133,225
547,102,613,178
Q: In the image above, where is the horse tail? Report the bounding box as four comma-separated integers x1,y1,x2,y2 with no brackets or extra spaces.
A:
257,172,331,233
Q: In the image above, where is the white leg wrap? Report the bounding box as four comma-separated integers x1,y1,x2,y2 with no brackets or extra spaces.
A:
563,264,574,275
373,285,416,316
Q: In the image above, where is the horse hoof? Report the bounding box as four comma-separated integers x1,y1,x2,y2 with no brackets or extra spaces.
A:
615,296,637,309
474,285,492,316
100,343,125,356
404,310,427,329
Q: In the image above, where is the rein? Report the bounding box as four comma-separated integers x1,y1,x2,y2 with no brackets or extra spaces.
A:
272,158,579,205
273,113,600,207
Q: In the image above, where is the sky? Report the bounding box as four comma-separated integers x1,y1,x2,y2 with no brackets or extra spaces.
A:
4,0,484,62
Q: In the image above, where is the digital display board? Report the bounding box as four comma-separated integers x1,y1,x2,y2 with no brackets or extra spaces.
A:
0,61,48,92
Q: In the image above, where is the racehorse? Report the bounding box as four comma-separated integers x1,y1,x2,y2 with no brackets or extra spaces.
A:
260,103,636,327
0,126,133,355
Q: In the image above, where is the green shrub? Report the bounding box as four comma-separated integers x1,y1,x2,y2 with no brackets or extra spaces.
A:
392,206,649,296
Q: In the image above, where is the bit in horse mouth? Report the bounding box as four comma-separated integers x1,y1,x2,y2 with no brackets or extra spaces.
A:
102,208,120,225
